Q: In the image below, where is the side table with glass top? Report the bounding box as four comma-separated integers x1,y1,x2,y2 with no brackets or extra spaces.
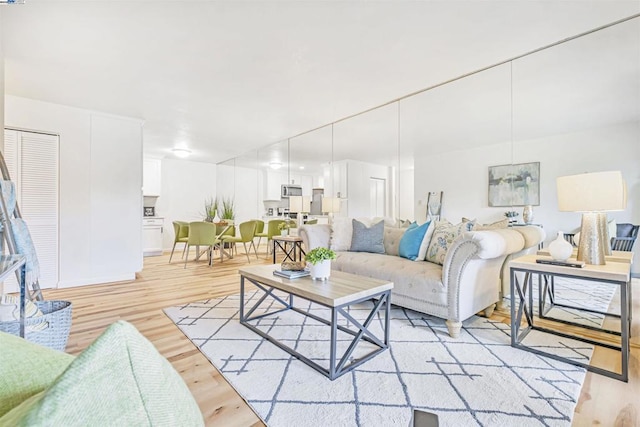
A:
0,255,27,337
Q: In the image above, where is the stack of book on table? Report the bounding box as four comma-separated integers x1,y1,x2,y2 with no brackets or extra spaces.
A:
273,269,310,279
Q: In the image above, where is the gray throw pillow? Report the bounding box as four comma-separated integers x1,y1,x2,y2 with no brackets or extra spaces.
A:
350,219,385,254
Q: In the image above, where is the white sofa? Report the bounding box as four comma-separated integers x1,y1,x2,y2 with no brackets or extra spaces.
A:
299,222,545,338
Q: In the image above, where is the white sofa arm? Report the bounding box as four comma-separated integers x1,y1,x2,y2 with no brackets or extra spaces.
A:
299,224,332,251
443,229,526,325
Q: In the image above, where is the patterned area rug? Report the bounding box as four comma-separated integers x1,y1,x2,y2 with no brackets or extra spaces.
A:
164,278,616,427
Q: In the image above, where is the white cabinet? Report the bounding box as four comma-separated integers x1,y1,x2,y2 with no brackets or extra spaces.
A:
143,158,162,196
143,217,163,256
265,170,288,200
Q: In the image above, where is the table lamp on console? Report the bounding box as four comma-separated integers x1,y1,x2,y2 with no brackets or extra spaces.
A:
556,170,627,265
289,195,311,228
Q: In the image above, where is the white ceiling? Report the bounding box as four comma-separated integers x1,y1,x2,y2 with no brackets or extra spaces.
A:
2,1,639,164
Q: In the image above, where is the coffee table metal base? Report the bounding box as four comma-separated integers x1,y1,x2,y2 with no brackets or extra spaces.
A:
240,275,391,380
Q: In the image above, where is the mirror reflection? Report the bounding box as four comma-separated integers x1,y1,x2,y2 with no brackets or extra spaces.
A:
332,103,399,219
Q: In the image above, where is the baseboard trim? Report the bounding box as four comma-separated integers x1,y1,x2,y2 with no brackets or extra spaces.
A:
57,273,136,289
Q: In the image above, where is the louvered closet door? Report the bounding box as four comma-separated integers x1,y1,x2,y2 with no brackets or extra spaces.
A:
3,129,59,291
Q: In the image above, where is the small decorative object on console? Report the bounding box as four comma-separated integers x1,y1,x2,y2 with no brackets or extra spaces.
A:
504,211,519,225
547,231,573,261
281,261,307,271
536,258,585,268
522,205,534,224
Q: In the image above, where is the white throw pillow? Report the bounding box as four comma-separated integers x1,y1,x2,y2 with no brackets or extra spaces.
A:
330,217,353,251
417,221,435,261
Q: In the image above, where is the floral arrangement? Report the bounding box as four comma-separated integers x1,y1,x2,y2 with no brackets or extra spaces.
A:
305,247,336,265
278,220,296,231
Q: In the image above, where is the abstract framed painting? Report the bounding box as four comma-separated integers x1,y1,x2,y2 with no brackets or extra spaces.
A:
488,162,540,207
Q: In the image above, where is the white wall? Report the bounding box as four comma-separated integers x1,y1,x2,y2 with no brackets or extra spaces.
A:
155,158,217,249
5,95,143,287
414,121,640,272
345,160,392,218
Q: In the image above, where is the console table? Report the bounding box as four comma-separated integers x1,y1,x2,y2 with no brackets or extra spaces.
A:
272,235,305,264
509,254,631,382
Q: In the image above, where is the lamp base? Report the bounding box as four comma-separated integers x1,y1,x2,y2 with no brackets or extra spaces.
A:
576,212,611,265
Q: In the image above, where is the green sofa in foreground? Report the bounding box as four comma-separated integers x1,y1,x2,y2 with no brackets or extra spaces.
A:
0,320,204,426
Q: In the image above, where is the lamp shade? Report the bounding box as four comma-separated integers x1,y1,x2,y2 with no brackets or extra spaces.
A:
289,196,311,213
289,196,303,213
322,197,340,213
557,171,627,212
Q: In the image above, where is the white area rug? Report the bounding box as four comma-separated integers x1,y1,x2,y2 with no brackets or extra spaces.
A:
164,279,616,427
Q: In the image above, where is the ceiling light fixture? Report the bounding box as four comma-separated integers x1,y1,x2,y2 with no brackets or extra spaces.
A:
172,148,191,158
299,166,305,170
270,162,282,170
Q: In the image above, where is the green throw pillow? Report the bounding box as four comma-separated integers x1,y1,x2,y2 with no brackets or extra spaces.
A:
0,320,203,427
0,331,74,417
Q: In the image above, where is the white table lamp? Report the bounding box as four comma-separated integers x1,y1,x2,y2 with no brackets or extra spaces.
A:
556,171,627,265
289,196,312,226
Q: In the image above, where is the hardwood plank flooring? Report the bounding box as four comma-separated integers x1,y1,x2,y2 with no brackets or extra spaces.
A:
41,247,639,426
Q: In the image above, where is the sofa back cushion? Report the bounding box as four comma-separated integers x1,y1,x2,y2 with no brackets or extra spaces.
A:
350,219,385,254
383,226,405,256
425,220,468,265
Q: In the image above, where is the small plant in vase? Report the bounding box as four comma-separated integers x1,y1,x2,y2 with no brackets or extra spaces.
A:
278,220,295,236
504,210,519,225
305,247,336,281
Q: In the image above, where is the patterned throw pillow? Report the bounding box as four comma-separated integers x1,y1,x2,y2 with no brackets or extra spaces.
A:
425,220,468,265
350,219,385,254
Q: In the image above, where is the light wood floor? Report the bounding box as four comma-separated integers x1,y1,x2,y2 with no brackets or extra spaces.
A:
42,248,639,426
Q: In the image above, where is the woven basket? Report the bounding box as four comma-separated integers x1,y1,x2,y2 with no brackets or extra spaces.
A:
0,300,72,352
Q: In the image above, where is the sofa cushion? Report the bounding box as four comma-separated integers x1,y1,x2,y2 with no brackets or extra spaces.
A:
350,219,385,254
0,320,203,426
333,252,447,306
383,227,405,256
426,220,468,265
399,222,430,261
470,218,509,231
0,331,74,418
330,217,353,251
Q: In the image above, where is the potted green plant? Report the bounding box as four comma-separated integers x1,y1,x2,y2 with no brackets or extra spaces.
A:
218,197,235,223
278,220,294,236
202,197,219,222
305,247,336,281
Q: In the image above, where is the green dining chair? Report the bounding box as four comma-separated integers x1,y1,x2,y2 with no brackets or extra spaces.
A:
264,219,285,257
254,220,267,254
184,221,219,269
169,221,190,263
221,220,258,262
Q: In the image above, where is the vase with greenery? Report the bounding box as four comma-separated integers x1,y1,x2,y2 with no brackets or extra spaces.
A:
218,197,235,222
203,197,219,222
305,247,336,281
277,220,295,236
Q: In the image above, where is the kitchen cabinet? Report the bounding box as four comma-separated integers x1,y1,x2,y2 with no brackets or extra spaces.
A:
143,158,162,196
143,217,163,256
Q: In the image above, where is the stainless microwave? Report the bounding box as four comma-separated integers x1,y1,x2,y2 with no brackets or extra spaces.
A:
281,184,302,198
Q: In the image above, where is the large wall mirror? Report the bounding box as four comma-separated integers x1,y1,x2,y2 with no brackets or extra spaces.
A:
218,16,639,248
332,103,399,219
400,63,511,223
511,16,640,237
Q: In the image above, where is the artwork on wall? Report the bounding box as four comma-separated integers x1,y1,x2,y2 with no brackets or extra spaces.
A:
426,191,443,221
488,162,540,207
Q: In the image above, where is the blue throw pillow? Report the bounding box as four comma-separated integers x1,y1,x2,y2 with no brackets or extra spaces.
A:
350,219,385,254
399,221,431,260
